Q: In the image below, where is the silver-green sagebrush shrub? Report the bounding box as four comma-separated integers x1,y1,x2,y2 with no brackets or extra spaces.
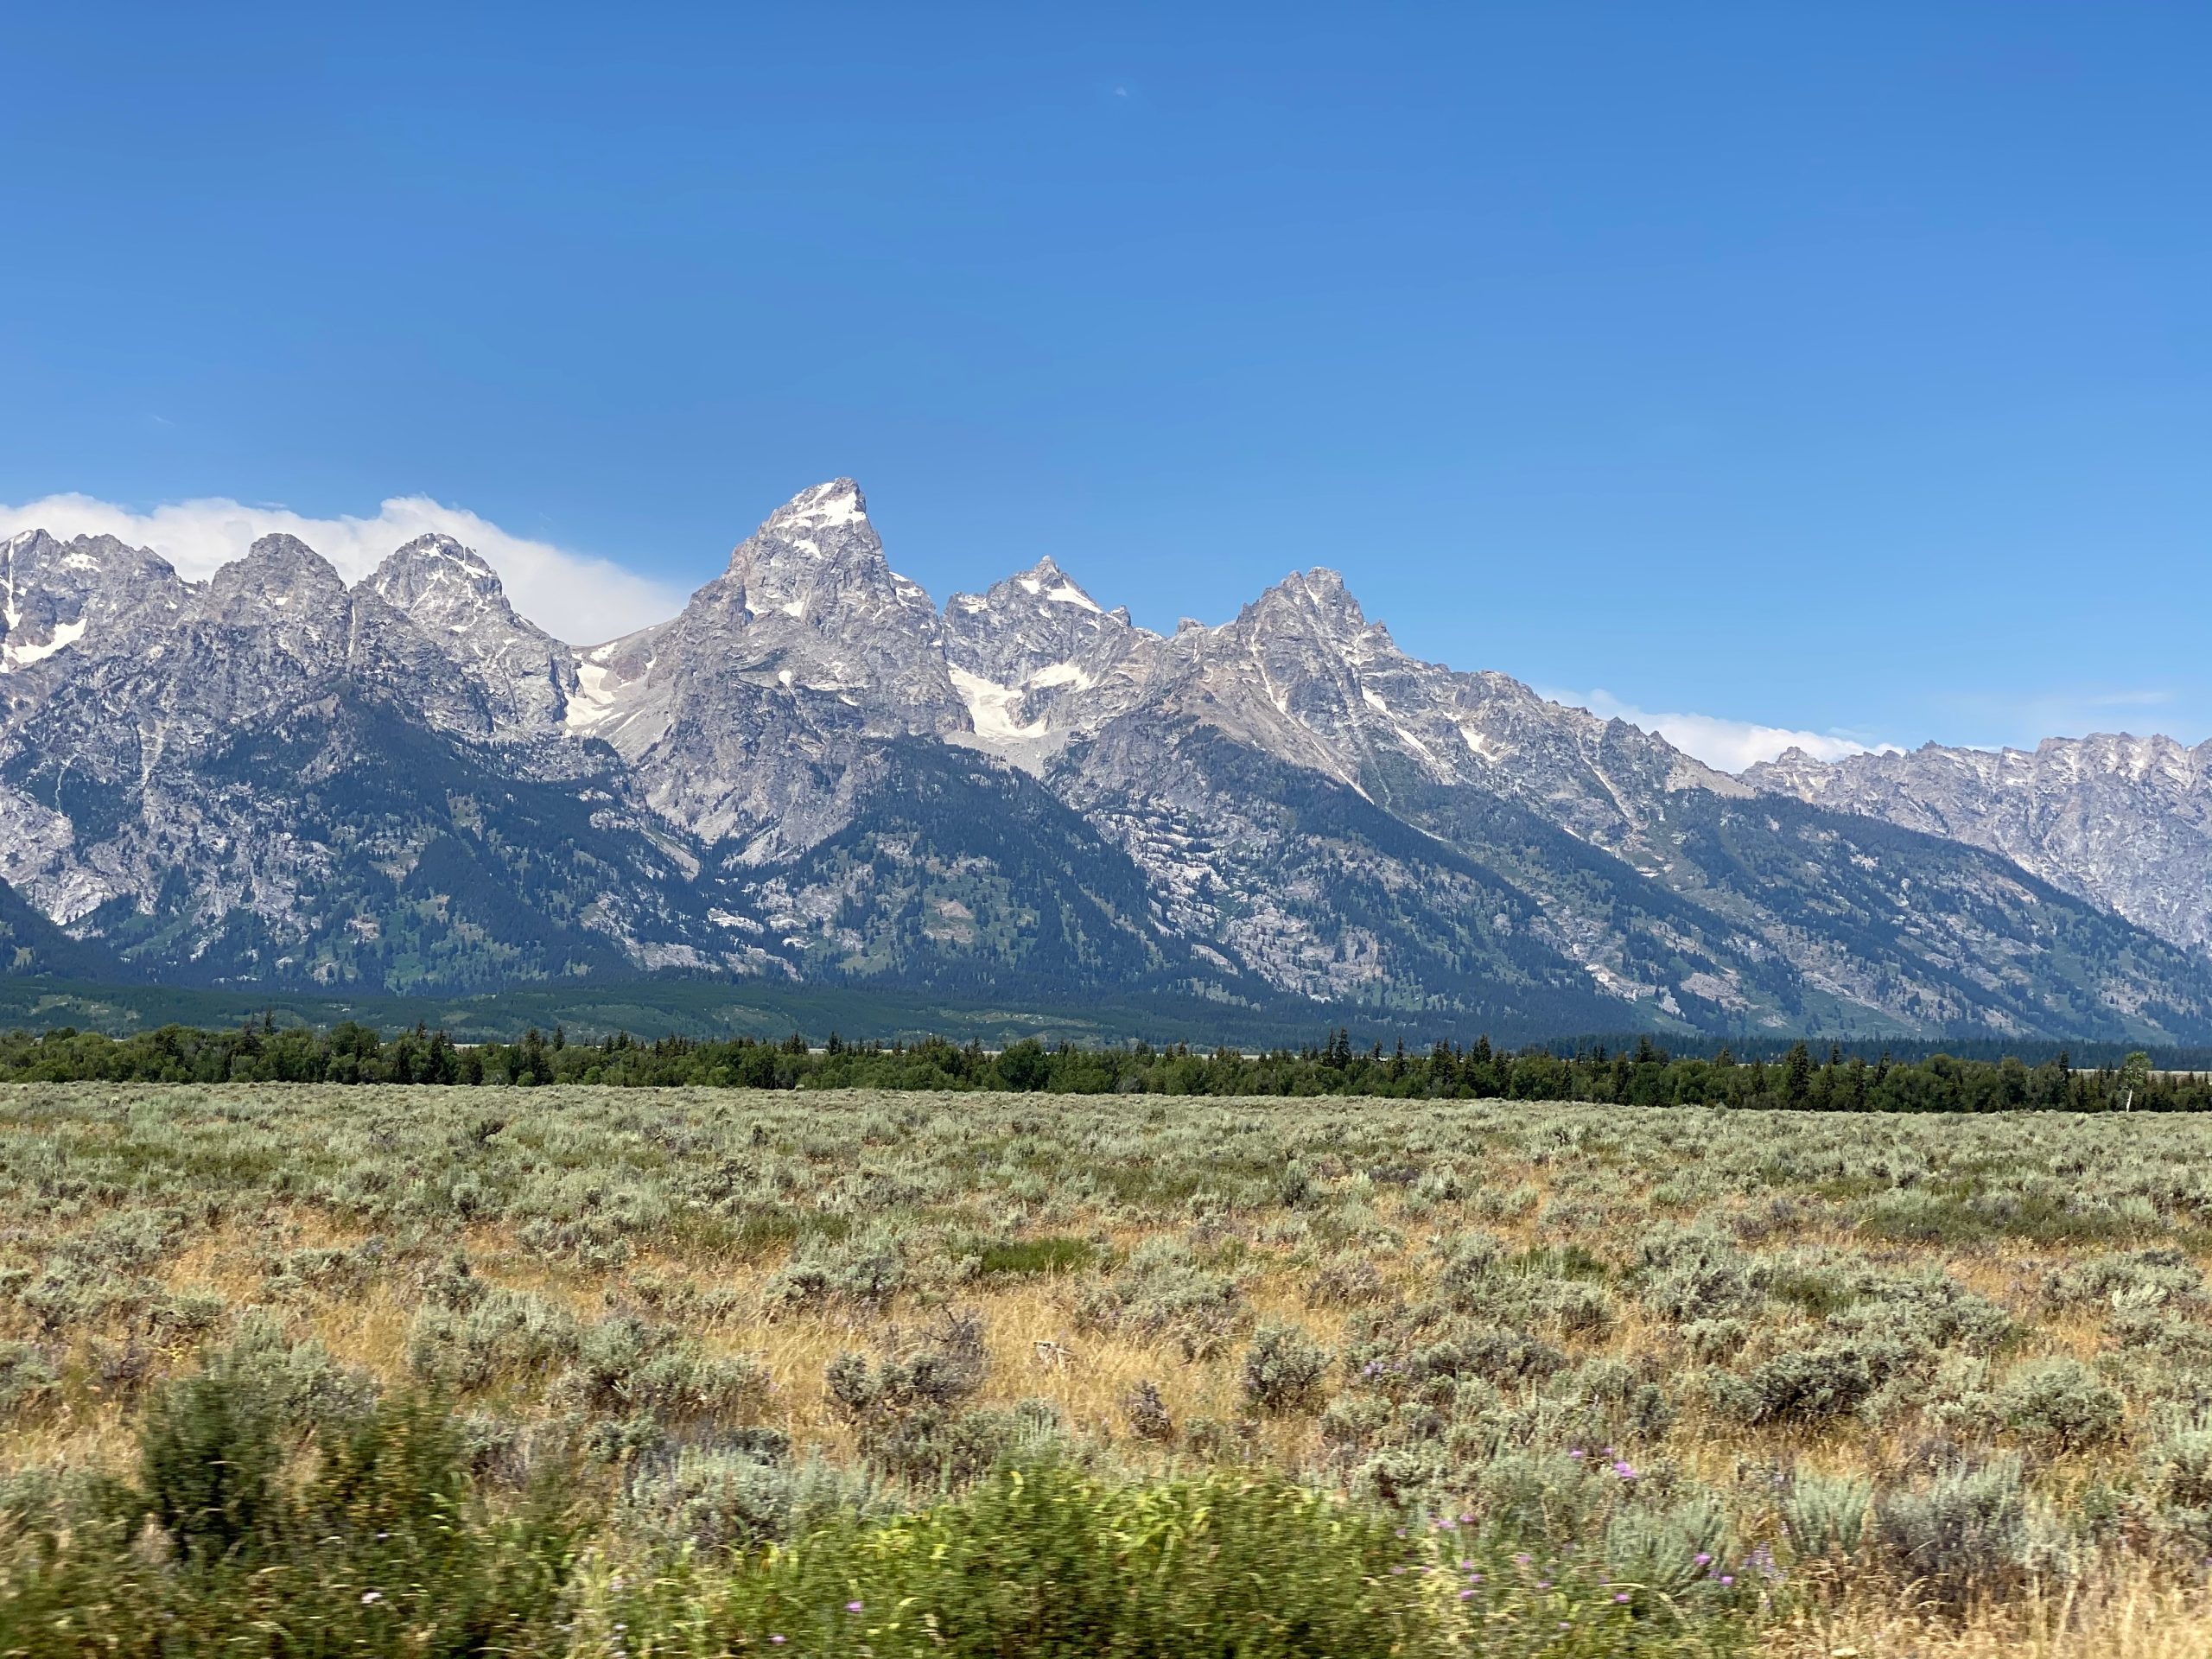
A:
1781,1471,1872,1561
1306,1248,1389,1306
1680,1318,1749,1363
826,1308,990,1423
1605,1492,1732,1600
761,1227,908,1315
1240,1319,1331,1413
1635,1226,1758,1323
1708,1340,1885,1427
0,1341,59,1414
1994,1358,2126,1452
1074,1239,1249,1361
406,1287,582,1391
550,1313,768,1425
217,1313,380,1432
1873,1456,2030,1607
618,1445,893,1553
2147,1423,2212,1549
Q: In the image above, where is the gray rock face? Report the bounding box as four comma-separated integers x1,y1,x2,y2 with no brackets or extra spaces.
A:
3,477,2209,1040
940,556,1160,772
363,534,578,734
1127,568,1750,846
563,480,966,857
1746,735,2212,952
0,531,537,937
1,529,188,683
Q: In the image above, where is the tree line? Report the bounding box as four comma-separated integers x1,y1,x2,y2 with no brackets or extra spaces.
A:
0,1019,2204,1111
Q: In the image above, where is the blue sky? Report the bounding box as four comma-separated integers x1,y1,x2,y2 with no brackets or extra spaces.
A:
3,3,2206,766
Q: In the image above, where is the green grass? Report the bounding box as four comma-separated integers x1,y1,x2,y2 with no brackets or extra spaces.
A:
964,1234,1099,1279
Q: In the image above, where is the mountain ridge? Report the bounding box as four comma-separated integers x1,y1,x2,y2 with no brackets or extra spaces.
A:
1746,733,2212,956
3,479,2206,1043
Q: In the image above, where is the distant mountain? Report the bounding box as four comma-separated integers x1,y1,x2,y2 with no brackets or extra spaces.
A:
3,490,2208,1043
1747,735,2212,955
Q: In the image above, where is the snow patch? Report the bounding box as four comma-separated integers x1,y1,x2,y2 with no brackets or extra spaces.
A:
772,480,869,531
1025,661,1092,690
950,665,1046,741
2,616,88,670
563,659,622,734
1042,582,1101,613
1459,724,1502,763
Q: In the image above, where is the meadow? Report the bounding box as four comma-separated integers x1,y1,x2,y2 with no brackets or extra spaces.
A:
6,1084,2212,1655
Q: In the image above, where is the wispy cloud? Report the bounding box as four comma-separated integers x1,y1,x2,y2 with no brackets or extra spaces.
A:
0,493,686,645
2083,689,2174,709
1545,687,1890,774
1939,686,2187,749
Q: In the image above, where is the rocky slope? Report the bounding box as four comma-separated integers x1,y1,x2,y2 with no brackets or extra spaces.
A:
1,481,2207,1043
1746,736,2212,956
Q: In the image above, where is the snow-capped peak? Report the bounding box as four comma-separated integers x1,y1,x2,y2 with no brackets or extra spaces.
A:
1007,556,1103,613
386,531,495,573
366,535,519,620
765,478,870,532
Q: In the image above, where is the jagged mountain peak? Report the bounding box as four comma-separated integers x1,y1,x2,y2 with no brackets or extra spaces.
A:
766,477,869,530
380,531,492,571
358,533,574,734
3,526,176,588
1006,555,1105,610
5,528,138,570
947,555,1126,623
234,532,341,581
723,478,914,617
205,534,347,617
1240,566,1376,641
10,474,2212,1044
1,528,186,677
368,534,505,602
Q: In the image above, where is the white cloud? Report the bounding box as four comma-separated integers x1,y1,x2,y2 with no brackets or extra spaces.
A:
1545,687,1890,774
0,493,687,645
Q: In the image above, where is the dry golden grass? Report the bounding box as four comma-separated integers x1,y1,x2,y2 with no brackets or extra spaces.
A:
1765,1567,2212,1659
8,1082,2212,1655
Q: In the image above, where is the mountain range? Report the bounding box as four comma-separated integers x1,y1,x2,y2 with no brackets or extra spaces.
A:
3,480,2208,1044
